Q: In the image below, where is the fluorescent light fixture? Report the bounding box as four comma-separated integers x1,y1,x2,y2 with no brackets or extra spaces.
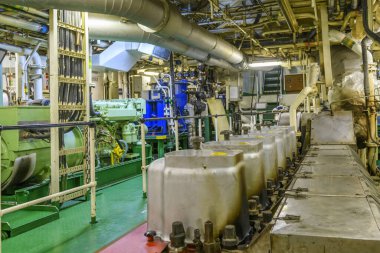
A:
143,71,160,76
248,61,282,68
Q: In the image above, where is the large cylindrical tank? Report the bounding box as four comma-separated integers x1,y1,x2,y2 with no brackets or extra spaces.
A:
202,140,265,198
231,135,278,183
148,149,251,242
1,128,84,191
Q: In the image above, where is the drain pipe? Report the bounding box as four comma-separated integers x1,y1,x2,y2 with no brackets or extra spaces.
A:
2,0,244,66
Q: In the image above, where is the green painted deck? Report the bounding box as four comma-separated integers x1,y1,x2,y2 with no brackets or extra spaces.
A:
3,176,147,253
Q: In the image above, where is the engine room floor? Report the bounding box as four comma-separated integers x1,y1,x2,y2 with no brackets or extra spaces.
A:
3,176,147,253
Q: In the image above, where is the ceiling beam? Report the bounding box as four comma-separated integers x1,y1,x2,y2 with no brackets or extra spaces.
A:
277,0,299,33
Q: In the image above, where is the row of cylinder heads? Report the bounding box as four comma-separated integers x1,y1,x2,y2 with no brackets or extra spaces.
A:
147,125,298,252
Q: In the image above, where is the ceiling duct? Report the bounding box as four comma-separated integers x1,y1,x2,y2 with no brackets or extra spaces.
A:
2,0,245,66
88,14,237,71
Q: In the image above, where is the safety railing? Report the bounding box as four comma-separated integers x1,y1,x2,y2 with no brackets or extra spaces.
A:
0,121,96,252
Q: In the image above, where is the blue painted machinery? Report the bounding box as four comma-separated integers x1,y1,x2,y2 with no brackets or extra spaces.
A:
144,79,189,136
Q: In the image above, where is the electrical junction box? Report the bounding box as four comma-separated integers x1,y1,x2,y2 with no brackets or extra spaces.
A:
284,74,304,93
229,85,242,102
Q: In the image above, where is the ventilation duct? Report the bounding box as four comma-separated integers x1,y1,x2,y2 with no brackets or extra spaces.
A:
92,42,141,72
2,0,244,66
88,14,237,71
92,42,171,72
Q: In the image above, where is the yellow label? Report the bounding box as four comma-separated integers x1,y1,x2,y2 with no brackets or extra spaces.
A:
239,142,249,145
211,152,228,156
156,136,167,140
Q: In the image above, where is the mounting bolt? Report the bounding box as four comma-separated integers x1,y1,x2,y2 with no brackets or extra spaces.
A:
170,221,186,249
222,225,238,250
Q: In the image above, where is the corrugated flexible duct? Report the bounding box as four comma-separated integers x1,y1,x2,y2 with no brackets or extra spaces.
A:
88,14,236,70
2,0,245,65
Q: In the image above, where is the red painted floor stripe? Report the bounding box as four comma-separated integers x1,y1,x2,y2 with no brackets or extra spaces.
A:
98,223,168,253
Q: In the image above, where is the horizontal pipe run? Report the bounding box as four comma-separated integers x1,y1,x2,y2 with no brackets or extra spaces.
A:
88,14,236,70
0,121,94,131
141,111,278,122
0,13,48,33
2,0,244,65
0,182,97,216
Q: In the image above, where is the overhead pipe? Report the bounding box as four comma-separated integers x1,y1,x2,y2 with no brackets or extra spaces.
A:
2,0,245,65
277,0,299,33
9,5,49,19
0,14,48,34
88,14,237,71
363,0,380,44
329,30,373,63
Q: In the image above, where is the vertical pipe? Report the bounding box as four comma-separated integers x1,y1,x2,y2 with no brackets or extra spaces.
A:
215,116,219,141
89,126,97,224
198,118,202,137
362,37,378,175
169,53,175,104
23,42,41,100
0,63,2,106
32,53,44,100
320,5,333,87
175,119,179,151
49,10,60,199
0,129,2,253
141,121,147,198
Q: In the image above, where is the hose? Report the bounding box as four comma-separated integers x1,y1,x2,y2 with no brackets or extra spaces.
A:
363,0,380,44
90,88,100,117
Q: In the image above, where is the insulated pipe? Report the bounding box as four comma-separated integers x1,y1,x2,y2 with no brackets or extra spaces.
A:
31,52,43,100
352,0,359,9
0,43,33,55
329,30,373,64
10,5,49,19
23,42,41,100
88,14,237,71
2,0,244,65
0,43,43,100
290,86,318,132
0,14,48,33
362,37,378,175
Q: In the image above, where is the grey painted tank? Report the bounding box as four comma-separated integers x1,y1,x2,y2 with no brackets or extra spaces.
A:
147,149,251,243
230,134,278,183
202,140,265,198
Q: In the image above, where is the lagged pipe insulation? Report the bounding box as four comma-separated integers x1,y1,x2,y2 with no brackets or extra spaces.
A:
88,14,237,70
1,0,244,66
